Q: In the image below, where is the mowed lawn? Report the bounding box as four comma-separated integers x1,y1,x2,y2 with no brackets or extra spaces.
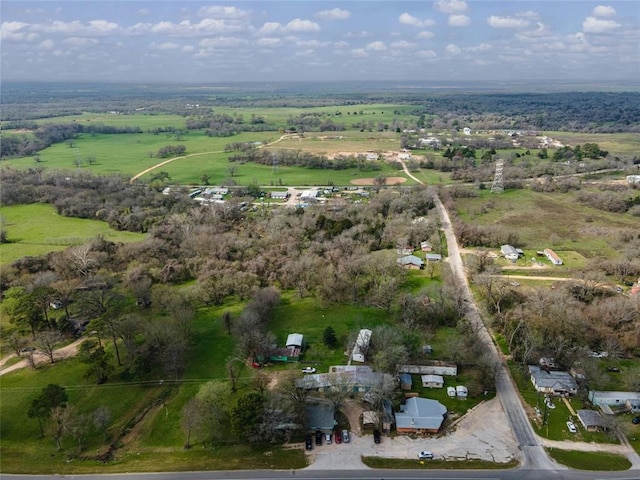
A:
0,203,146,264
454,188,638,260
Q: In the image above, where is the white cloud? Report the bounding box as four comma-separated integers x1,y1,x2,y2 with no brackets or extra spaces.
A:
517,11,540,19
417,30,435,39
487,16,530,29
257,37,281,47
448,15,470,27
399,13,435,28
286,18,321,32
62,36,98,46
466,42,492,52
445,43,462,55
334,40,349,48
182,45,194,52
198,6,251,19
259,18,320,35
137,9,150,16
351,48,368,58
88,20,119,33
416,49,437,58
366,41,386,51
391,40,416,49
1,21,38,41
138,18,248,37
39,39,55,50
435,0,468,14
315,8,351,20
199,37,248,49
592,5,616,17
583,16,620,34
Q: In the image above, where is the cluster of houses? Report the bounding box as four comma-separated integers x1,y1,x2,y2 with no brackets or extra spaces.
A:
528,358,640,432
500,244,563,266
396,241,442,270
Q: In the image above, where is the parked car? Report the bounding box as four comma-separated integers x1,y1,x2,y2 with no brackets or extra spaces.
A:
301,367,316,374
606,367,620,372
373,429,381,444
342,429,350,443
334,429,342,444
632,416,640,425
20,346,36,354
418,451,434,460
566,421,577,433
325,433,332,444
315,430,323,446
305,434,313,450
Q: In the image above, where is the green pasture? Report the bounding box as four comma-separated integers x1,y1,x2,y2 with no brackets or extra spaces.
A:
2,131,269,177
454,188,638,260
0,203,145,265
29,113,190,130
148,153,411,186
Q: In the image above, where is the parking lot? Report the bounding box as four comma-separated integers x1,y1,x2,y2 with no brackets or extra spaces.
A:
305,397,521,469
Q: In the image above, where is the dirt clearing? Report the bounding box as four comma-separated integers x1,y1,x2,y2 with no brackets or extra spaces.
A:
350,177,407,186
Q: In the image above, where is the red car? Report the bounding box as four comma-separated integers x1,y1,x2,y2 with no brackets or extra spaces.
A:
334,429,342,444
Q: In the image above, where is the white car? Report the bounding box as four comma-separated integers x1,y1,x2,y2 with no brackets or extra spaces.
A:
566,421,577,433
301,367,316,374
418,451,434,460
546,401,556,409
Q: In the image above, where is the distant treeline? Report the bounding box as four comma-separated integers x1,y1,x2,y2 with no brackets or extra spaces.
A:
226,147,383,171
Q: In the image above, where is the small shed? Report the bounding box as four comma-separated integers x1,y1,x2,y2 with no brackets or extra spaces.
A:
400,373,413,391
421,374,444,388
362,411,379,426
425,253,442,262
577,409,607,432
286,333,303,348
420,241,433,252
456,385,468,398
447,386,456,398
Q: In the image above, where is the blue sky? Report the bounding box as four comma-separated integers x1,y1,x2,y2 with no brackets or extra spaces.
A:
2,1,638,83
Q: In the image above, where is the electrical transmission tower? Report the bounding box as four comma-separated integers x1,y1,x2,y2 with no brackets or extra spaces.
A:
491,159,504,194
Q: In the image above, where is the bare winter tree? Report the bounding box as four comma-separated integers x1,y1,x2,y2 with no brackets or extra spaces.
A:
35,330,63,364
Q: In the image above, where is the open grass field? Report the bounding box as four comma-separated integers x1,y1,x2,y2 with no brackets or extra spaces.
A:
454,188,638,261
362,456,519,469
29,113,190,130
546,448,631,470
0,203,146,265
544,131,640,157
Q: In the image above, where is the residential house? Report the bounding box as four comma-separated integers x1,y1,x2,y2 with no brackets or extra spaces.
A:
397,255,425,270
305,401,335,431
463,127,472,135
577,409,607,432
420,241,433,252
631,278,640,296
421,374,444,388
544,248,563,266
296,365,392,393
395,397,448,434
528,365,578,396
270,191,289,200
588,391,640,414
352,329,372,363
396,245,414,256
501,245,519,262
400,361,458,376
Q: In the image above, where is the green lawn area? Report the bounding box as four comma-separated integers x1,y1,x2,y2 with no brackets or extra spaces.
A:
546,448,631,471
362,456,519,469
0,203,146,264
544,131,640,157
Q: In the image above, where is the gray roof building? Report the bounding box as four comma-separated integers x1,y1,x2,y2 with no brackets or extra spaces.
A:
395,397,447,434
528,365,578,396
577,409,607,431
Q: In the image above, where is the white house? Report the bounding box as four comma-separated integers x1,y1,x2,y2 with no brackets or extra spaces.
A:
589,391,640,414
463,127,472,136
501,245,519,262
421,374,444,388
399,362,457,376
626,175,640,184
456,385,468,398
543,248,563,266
352,329,372,363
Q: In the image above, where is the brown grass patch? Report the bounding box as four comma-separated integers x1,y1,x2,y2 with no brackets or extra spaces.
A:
350,176,407,186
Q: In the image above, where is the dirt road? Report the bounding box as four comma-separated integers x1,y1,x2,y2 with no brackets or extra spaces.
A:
0,337,85,377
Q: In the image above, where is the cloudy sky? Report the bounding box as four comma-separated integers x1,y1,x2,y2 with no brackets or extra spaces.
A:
2,1,638,83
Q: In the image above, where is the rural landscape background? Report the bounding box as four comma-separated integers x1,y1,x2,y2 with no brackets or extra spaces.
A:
1,0,640,476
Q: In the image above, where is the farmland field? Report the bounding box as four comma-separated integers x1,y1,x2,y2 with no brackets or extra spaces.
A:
0,203,146,264
453,188,638,260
